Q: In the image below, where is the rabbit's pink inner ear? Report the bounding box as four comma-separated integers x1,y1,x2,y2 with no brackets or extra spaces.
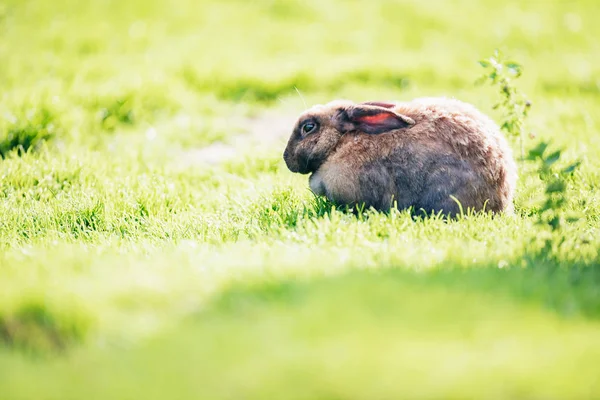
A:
349,108,414,134
357,113,395,124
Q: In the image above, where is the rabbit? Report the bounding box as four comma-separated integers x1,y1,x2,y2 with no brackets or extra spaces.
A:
282,97,517,216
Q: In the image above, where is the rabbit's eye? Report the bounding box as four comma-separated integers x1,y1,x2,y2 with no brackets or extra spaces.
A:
301,122,317,135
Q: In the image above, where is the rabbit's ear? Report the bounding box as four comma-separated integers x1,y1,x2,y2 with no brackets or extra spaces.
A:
359,101,397,109
339,104,414,135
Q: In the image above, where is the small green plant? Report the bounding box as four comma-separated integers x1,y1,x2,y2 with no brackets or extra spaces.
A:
527,142,581,243
477,51,582,256
477,49,531,160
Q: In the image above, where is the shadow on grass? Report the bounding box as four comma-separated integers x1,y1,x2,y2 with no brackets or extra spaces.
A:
2,255,598,400
0,301,90,355
211,253,600,321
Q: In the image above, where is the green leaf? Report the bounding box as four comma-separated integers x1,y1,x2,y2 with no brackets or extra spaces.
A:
546,180,566,194
478,60,490,68
541,198,556,212
505,62,522,77
548,215,561,230
544,150,562,167
527,142,548,160
561,161,581,175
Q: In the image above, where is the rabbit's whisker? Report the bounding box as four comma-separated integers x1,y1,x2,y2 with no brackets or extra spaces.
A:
294,86,307,110
277,96,289,106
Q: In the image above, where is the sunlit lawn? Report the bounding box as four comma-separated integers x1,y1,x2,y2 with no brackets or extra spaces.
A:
1,0,599,398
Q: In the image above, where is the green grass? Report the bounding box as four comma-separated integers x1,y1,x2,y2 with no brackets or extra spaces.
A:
1,0,600,398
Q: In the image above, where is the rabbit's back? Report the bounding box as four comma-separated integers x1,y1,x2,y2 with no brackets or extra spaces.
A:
392,98,516,212
395,97,511,164
317,97,517,214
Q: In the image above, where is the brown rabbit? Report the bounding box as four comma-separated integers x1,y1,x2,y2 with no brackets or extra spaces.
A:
283,97,517,216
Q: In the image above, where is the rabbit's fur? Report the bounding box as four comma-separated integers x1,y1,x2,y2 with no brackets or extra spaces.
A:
283,97,517,215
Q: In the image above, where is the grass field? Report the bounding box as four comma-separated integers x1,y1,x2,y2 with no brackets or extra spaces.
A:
1,0,600,398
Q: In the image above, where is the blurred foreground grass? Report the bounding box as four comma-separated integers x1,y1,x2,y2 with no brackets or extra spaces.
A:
1,0,600,398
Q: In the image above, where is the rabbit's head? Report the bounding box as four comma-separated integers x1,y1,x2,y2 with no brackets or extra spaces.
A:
283,100,415,174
